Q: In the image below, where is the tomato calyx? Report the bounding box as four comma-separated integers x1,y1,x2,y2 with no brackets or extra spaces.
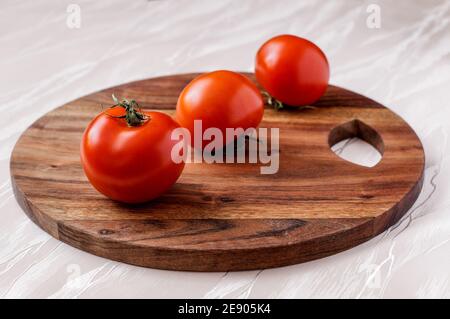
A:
262,91,284,110
261,91,317,111
108,94,149,127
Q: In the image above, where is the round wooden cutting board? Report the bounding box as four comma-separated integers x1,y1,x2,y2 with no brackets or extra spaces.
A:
10,73,424,271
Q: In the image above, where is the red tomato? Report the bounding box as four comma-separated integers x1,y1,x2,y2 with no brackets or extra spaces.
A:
255,34,329,106
80,98,184,203
175,70,264,149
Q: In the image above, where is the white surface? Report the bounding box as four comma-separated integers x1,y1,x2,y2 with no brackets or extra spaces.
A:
1,0,449,298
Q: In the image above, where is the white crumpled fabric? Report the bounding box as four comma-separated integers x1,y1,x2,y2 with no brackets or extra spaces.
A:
0,0,449,298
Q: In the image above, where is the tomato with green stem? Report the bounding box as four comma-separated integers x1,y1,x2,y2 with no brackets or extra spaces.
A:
255,34,329,108
80,95,184,203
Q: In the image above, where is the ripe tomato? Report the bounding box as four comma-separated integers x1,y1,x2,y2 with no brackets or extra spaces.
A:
255,34,329,106
175,70,264,149
80,97,184,203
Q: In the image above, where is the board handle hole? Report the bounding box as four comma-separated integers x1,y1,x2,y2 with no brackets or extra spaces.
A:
329,119,384,167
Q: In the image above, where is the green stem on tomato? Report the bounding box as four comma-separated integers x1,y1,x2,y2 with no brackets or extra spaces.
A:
108,94,149,127
261,91,284,110
261,91,317,111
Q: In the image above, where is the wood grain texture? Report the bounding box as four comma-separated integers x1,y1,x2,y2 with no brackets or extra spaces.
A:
10,73,425,271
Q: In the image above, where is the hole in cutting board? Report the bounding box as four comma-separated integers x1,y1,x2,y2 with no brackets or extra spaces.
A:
329,119,384,167
331,137,382,167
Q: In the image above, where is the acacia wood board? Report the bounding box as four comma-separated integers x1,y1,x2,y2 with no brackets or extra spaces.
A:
10,73,424,271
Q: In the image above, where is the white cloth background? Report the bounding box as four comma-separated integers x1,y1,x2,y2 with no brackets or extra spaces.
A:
0,0,449,298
